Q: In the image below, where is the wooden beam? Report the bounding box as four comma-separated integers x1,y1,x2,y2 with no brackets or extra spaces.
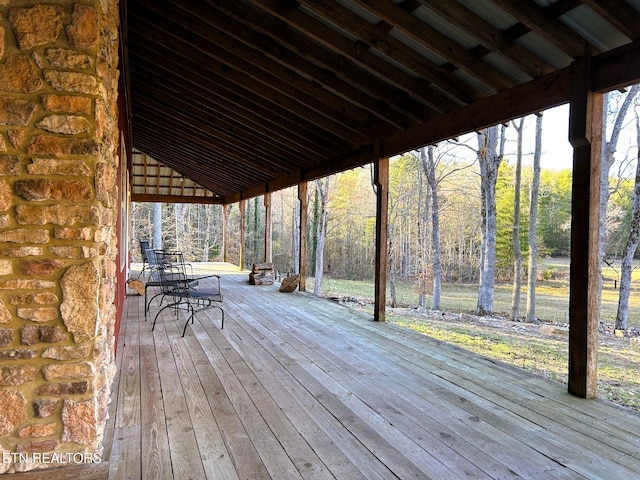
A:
210,0,437,122
221,40,640,208
298,181,307,292
132,93,289,176
382,67,573,158
224,173,302,205
131,4,373,145
131,81,320,169
129,41,349,157
223,147,373,204
546,0,584,17
130,194,222,205
223,147,374,205
568,57,603,399
416,0,554,78
247,0,460,114
132,116,269,185
171,0,415,131
239,200,246,271
264,192,272,263
374,151,389,322
490,0,594,58
592,40,640,93
134,134,258,196
352,0,515,92
295,0,483,104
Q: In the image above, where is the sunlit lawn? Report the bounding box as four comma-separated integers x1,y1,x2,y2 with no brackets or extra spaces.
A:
317,277,640,327
314,257,640,327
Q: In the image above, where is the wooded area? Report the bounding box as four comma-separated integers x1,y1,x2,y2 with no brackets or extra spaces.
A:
131,92,640,323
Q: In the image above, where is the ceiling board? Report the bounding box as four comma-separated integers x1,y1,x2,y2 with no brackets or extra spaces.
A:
125,0,640,204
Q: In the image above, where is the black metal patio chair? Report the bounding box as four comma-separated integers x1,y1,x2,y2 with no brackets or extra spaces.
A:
151,250,224,336
137,239,151,279
144,248,201,322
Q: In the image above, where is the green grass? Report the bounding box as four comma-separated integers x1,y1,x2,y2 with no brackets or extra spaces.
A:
314,263,640,327
390,314,570,383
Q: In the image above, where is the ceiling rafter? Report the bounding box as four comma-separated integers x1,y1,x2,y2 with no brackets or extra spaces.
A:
350,0,516,92
130,11,367,147
168,0,415,131
415,0,554,78
132,131,265,191
207,0,438,122
581,0,640,41
489,0,597,58
132,79,319,170
132,93,293,176
125,0,640,205
129,42,348,157
132,108,275,176
546,0,584,17
295,0,485,103
133,133,260,195
133,1,388,142
132,193,223,205
246,0,462,113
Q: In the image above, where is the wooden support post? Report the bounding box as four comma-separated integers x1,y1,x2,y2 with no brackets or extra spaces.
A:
298,181,308,291
222,204,228,263
568,57,603,398
239,199,246,271
264,192,272,263
374,152,389,322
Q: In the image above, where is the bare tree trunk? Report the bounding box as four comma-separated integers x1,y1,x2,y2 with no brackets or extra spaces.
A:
313,178,330,296
175,203,188,252
511,118,524,320
421,146,442,309
476,126,503,316
253,197,259,258
600,85,640,266
311,187,319,274
615,111,640,331
293,198,300,274
526,113,543,323
153,202,162,250
388,217,397,308
202,205,212,261
417,162,430,309
478,169,487,291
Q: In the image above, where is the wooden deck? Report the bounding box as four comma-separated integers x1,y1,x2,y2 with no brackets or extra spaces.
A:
17,263,640,479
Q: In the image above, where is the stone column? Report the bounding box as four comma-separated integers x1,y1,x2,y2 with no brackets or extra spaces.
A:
0,1,119,473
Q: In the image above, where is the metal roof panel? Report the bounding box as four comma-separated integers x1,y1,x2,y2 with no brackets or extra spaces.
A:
561,5,632,51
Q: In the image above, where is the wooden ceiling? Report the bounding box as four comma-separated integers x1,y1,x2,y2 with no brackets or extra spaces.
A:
130,151,221,204
124,0,640,204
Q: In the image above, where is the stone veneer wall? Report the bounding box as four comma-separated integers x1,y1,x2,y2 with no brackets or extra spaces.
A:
0,0,119,473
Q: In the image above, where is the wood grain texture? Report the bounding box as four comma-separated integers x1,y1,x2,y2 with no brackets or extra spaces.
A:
29,263,640,480
374,153,389,322
568,57,603,398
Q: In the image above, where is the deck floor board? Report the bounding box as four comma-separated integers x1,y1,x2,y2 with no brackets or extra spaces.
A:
13,263,640,479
